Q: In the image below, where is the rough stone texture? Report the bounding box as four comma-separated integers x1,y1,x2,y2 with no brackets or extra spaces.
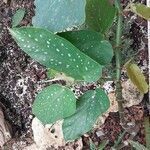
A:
0,0,47,138
0,107,11,148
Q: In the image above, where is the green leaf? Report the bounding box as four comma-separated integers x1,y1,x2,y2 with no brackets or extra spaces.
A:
59,30,113,65
47,68,58,79
144,117,150,149
130,3,150,21
112,131,126,149
90,140,108,150
86,0,117,33
32,0,86,32
62,88,110,141
9,27,102,82
90,141,97,150
32,84,76,124
125,61,149,94
128,140,148,150
98,140,109,150
12,8,25,27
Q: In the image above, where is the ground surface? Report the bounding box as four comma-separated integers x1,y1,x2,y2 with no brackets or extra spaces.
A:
0,0,149,149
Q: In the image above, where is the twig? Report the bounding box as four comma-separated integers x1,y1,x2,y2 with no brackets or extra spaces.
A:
37,78,63,84
114,0,125,125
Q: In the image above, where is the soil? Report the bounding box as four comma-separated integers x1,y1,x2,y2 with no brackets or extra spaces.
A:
0,0,149,149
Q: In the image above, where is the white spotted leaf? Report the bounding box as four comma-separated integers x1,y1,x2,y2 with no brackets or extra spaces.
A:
59,30,113,65
32,84,76,124
9,27,102,82
86,0,116,33
62,88,110,141
32,0,86,32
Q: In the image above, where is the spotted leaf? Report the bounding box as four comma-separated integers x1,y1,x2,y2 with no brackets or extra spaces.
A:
86,0,117,33
125,62,149,94
32,0,86,32
32,84,76,124
130,3,150,20
62,88,110,141
59,30,113,65
9,27,102,82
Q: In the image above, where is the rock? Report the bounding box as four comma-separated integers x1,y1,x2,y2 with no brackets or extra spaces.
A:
23,144,38,150
0,107,11,148
122,79,143,107
96,130,105,137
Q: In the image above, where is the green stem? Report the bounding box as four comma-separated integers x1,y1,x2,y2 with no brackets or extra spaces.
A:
115,0,125,125
112,130,126,149
144,117,150,149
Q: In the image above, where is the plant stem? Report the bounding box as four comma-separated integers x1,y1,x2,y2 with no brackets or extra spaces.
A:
112,130,126,149
144,117,150,149
114,0,125,125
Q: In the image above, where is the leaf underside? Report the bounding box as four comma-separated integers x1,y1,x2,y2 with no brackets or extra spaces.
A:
32,0,86,32
9,27,102,82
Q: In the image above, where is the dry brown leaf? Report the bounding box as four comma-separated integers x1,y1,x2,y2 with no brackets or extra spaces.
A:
30,117,83,150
